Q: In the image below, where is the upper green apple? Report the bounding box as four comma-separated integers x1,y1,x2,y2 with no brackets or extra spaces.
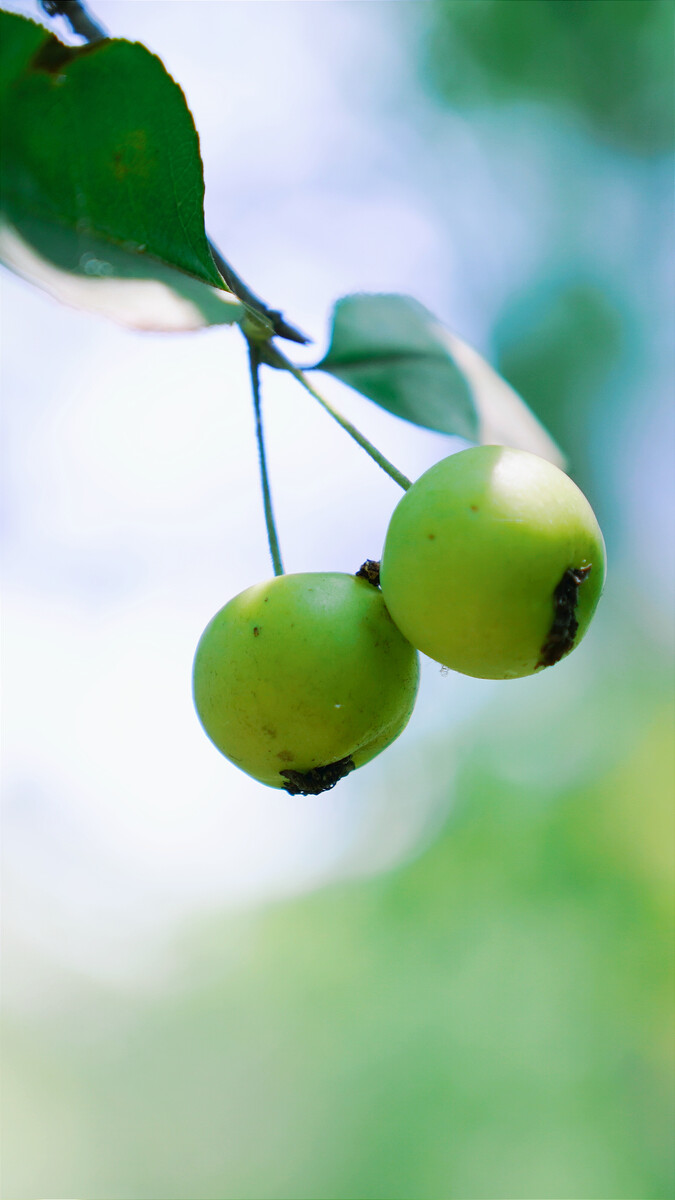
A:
193,572,420,792
380,445,606,680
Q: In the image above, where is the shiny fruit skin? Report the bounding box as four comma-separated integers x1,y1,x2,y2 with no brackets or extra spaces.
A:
193,572,420,789
380,446,606,680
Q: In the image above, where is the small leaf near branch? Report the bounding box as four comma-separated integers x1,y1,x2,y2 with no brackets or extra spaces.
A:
315,293,478,440
440,328,565,468
315,294,564,467
0,11,246,331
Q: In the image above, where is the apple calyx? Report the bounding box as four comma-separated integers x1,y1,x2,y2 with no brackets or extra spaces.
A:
280,755,356,796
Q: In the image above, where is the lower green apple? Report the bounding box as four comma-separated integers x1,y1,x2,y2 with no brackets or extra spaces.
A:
380,445,606,680
193,572,420,793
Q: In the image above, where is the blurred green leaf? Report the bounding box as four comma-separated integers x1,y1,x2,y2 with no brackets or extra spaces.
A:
316,293,563,464
0,11,245,330
493,279,624,492
424,0,674,154
4,670,673,1199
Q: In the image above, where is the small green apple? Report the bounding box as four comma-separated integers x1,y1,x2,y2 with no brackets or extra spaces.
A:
380,445,606,680
193,572,420,793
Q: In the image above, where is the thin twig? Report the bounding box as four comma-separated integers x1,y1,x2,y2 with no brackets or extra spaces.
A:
40,0,107,41
208,243,309,346
247,341,285,576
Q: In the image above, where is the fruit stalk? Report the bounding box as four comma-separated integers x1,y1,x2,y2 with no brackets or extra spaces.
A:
264,345,412,492
247,340,285,577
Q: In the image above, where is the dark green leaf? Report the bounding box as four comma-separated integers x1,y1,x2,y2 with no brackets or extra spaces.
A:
316,293,563,464
316,292,478,440
0,11,245,330
0,9,46,102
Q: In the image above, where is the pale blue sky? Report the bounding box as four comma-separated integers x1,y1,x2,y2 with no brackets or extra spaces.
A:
2,0,672,991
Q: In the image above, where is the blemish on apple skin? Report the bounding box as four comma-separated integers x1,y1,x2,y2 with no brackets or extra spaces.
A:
538,565,592,668
428,533,435,540
253,626,260,636
470,505,479,512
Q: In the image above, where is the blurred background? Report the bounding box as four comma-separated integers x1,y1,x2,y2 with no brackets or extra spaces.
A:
1,2,673,1197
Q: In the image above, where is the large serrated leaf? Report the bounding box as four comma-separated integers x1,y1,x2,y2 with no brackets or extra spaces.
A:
315,293,564,466
0,11,245,331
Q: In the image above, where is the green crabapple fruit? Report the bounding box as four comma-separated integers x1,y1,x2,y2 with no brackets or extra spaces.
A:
380,445,606,680
192,572,420,794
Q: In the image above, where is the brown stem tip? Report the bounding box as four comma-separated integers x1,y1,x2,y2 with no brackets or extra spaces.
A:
355,560,381,588
538,565,592,668
280,756,356,796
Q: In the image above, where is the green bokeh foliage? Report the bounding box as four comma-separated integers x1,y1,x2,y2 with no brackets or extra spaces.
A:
4,653,673,1199
425,0,675,154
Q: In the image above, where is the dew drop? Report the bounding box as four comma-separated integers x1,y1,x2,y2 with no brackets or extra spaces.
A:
79,253,113,277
